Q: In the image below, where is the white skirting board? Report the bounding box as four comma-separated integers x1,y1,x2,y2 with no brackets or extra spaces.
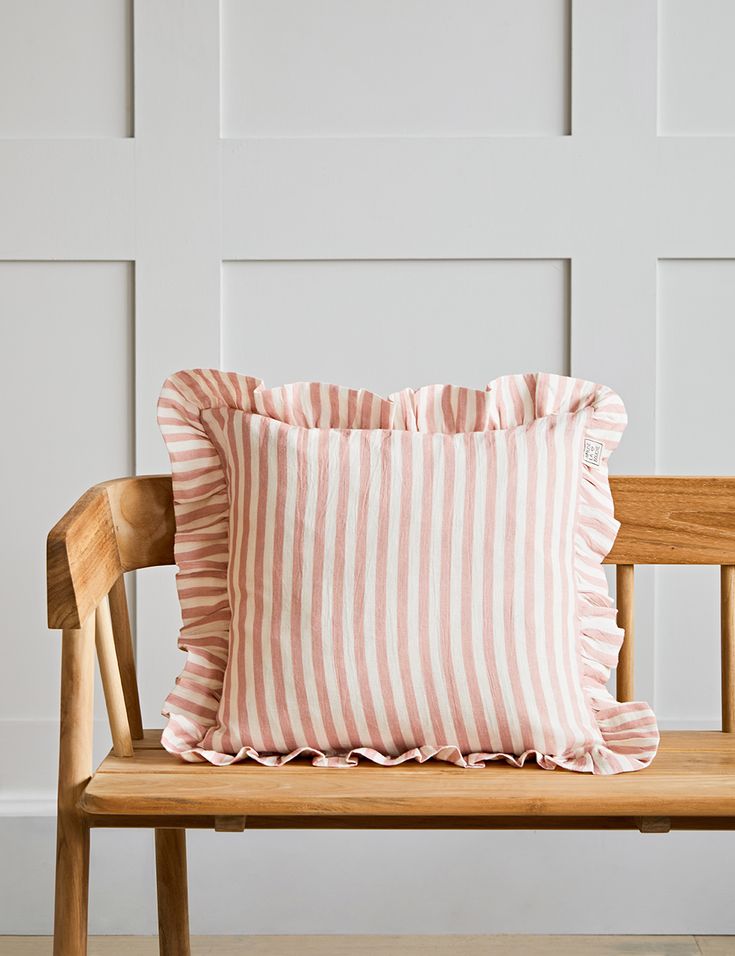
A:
0,818,734,936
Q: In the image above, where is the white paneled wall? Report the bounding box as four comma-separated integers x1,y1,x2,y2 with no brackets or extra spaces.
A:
655,260,735,726
658,0,735,135
222,259,568,390
2,0,735,935
221,0,570,136
657,260,735,475
0,262,132,797
0,0,132,137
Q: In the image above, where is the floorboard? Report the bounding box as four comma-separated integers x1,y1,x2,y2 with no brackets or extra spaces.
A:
1,936,731,955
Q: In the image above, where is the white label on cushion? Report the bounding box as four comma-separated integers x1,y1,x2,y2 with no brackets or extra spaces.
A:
583,438,604,467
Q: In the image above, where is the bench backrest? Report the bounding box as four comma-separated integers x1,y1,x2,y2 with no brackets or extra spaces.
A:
47,475,735,729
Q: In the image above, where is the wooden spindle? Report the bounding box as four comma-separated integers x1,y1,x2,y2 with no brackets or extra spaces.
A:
616,564,635,702
108,576,144,739
722,565,735,733
95,594,134,758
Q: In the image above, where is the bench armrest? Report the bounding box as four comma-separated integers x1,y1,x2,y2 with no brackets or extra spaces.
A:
47,485,121,630
48,481,147,751
47,475,175,630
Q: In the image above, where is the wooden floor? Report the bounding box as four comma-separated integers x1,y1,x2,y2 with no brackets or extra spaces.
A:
0,938,733,955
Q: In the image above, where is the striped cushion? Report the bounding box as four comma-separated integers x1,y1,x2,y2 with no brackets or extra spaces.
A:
158,370,658,773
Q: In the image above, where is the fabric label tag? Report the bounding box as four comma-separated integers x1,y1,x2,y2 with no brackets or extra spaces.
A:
583,438,604,467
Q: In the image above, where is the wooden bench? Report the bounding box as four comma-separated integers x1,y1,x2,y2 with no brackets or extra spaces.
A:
47,475,735,955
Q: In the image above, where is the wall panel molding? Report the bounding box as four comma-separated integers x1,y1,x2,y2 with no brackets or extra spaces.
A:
221,0,571,138
222,257,570,390
0,0,133,138
658,0,735,136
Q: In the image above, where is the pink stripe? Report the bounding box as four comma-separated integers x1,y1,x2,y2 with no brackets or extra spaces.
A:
502,426,533,746
268,423,296,750
352,435,385,749
226,407,249,754
331,433,361,745
542,413,577,750
417,435,449,743
523,422,554,746
373,431,406,752
309,429,340,745
559,413,594,741
289,426,317,742
459,435,486,748
438,435,469,750
482,433,513,750
248,417,272,747
395,433,424,744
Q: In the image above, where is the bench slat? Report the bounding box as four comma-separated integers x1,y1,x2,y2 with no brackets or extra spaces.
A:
607,476,735,565
80,731,735,820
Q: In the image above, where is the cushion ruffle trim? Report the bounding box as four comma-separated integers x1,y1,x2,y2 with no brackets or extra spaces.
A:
161,712,636,771
574,387,659,773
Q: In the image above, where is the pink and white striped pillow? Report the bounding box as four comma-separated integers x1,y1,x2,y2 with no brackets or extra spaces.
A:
158,370,658,774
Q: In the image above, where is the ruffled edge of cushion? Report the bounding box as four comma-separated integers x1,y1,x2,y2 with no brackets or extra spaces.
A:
157,370,253,735
158,370,659,773
161,712,617,771
569,381,659,774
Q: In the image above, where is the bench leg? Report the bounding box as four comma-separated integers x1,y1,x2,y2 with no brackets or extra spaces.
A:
156,828,191,956
54,622,95,955
53,814,90,956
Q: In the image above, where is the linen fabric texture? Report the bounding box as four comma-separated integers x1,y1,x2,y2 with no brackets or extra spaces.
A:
158,369,658,774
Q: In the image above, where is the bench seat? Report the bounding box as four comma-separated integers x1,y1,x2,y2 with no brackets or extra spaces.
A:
80,730,735,828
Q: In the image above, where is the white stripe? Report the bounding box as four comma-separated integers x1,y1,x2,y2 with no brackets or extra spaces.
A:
385,432,413,746
551,411,588,744
242,414,264,749
362,430,395,752
299,427,328,747
428,432,458,742
512,425,544,741
261,421,286,752
279,426,305,742
448,435,481,750
342,432,371,741
492,426,523,751
533,417,563,753
319,432,350,748
408,433,433,732
469,436,502,746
